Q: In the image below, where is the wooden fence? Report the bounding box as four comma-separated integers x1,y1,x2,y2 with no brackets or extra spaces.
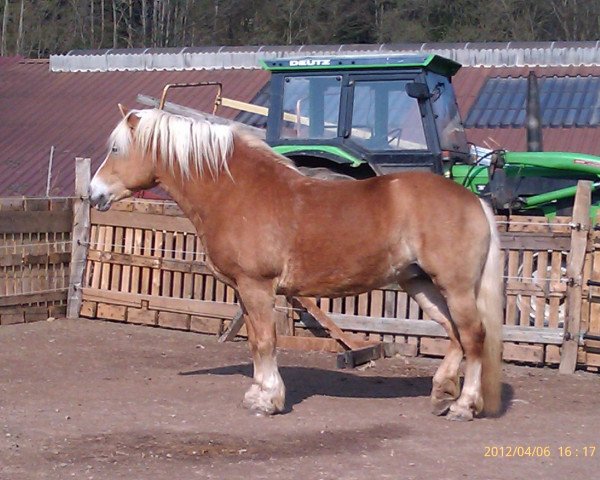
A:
76,186,600,372
2,166,599,372
0,197,73,324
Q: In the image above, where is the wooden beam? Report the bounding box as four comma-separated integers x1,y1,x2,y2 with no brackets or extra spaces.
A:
0,252,71,267
560,181,592,373
499,232,571,251
0,211,72,233
86,249,212,275
299,312,565,345
67,158,91,319
296,297,365,351
0,290,68,308
218,309,245,342
91,209,196,233
136,94,266,139
82,287,239,319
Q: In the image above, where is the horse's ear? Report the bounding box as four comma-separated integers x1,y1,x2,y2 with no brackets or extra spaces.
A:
118,103,129,118
127,113,140,129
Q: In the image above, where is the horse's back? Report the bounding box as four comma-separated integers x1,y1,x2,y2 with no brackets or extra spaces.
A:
281,171,489,296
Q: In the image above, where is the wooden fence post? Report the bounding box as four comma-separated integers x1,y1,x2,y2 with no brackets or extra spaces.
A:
559,180,592,374
67,158,91,319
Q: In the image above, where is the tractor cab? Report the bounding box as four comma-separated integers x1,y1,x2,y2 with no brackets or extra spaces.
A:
262,54,469,177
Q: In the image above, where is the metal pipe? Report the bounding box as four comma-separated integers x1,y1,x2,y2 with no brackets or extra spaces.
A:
526,72,543,152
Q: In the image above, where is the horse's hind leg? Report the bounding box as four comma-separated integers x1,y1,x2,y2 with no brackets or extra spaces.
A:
444,289,485,421
401,277,463,416
237,279,285,415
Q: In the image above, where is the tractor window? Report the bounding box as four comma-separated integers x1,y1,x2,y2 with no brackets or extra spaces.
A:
350,80,427,151
426,74,469,155
280,76,342,139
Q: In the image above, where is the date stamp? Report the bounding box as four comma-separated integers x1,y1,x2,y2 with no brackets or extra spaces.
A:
484,445,596,458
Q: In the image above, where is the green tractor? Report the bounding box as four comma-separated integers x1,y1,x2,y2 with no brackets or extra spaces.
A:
259,54,600,220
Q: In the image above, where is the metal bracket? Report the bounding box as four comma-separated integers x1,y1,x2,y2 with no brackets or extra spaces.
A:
159,81,223,114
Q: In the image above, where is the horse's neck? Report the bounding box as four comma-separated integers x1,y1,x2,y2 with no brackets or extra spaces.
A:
155,140,294,232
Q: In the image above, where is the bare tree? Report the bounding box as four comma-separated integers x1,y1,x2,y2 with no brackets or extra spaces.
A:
1,0,9,56
16,0,24,54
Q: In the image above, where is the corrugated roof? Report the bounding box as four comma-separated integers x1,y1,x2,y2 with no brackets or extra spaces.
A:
2,52,600,197
0,59,268,196
50,41,600,72
464,75,600,128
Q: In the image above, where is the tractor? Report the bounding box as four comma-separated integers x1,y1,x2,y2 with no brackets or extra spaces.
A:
256,54,600,220
145,53,600,220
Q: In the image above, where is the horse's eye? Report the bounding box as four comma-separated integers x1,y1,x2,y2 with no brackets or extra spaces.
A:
111,146,118,153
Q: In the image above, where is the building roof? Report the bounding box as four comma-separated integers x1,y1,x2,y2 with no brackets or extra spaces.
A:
453,65,600,152
2,44,600,197
0,58,268,196
50,42,600,72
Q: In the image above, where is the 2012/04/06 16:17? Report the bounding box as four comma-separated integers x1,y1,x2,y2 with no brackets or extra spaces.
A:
483,445,597,458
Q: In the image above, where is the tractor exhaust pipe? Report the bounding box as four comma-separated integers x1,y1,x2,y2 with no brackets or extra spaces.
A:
526,72,543,152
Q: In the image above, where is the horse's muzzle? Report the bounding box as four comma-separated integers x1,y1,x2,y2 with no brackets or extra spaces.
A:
89,191,111,211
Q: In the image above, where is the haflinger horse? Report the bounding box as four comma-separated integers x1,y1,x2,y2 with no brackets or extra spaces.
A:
90,105,504,421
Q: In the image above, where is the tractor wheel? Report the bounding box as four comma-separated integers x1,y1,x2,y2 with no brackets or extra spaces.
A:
297,166,354,181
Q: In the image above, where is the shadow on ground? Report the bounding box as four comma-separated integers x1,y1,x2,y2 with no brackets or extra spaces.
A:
180,364,514,416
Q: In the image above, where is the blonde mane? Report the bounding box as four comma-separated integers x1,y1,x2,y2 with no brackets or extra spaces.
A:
109,109,234,178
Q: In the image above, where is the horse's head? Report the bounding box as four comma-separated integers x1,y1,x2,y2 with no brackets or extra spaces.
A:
89,104,157,211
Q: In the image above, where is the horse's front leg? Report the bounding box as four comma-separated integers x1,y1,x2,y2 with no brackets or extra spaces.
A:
237,279,285,415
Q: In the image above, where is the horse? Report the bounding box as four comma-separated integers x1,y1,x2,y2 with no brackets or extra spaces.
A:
89,105,504,421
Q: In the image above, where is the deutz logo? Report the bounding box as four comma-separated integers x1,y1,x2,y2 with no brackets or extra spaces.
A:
289,59,331,67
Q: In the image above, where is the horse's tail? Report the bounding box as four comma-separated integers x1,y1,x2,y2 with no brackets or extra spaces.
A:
477,199,504,415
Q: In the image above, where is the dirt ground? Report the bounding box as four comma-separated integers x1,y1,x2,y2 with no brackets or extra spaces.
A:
1,319,599,480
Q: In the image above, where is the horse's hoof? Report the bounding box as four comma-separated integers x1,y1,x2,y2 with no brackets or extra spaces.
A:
446,406,474,422
431,398,453,416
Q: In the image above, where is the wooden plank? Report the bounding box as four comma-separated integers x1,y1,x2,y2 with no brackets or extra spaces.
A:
534,251,549,328
218,309,244,342
158,311,190,330
97,303,127,321
190,316,223,335
499,232,571,251
90,225,105,289
130,228,143,294
121,227,134,292
81,287,239,319
548,251,565,328
296,297,365,351
91,209,195,233
0,290,68,308
300,312,565,345
151,230,163,296
518,250,534,326
80,300,97,318
505,250,519,325
99,226,113,290
111,226,124,291
140,229,153,295
161,231,174,296
0,251,72,268
503,342,544,364
506,215,572,234
127,306,157,325
560,181,592,374
183,234,195,299
172,232,184,298
0,211,72,234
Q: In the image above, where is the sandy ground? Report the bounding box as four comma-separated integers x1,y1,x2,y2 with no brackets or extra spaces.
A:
1,318,599,480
